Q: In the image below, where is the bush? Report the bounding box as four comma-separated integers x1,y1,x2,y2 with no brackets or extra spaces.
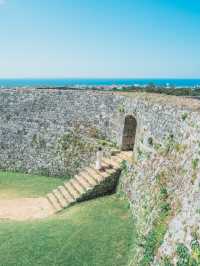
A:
160,187,168,200
181,113,188,121
148,137,153,146
192,158,199,170
160,202,171,214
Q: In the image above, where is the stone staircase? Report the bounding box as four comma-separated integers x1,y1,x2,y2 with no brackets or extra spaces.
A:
46,151,132,213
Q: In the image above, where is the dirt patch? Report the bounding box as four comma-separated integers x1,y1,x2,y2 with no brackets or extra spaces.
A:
0,197,55,221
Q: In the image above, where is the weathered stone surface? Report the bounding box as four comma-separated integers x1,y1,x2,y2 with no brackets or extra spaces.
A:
0,89,122,176
1,88,200,264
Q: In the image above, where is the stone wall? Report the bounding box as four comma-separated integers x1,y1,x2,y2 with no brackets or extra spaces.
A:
0,89,123,176
1,88,200,264
117,95,200,265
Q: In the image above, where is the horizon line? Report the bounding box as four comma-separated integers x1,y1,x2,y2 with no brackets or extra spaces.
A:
0,77,200,80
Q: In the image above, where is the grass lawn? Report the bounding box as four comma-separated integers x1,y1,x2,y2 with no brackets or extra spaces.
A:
0,171,64,199
0,195,136,266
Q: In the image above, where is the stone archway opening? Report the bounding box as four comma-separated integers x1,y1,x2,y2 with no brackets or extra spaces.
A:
121,115,137,151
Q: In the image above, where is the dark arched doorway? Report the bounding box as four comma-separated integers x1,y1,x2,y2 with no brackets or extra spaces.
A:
122,115,137,151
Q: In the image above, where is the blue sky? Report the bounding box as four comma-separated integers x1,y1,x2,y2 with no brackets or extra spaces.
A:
0,0,199,78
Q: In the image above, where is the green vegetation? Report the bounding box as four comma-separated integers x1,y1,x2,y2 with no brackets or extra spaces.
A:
154,133,185,157
88,126,102,139
181,112,188,121
0,171,64,199
0,195,136,266
31,133,46,149
192,158,199,170
137,147,150,160
112,85,200,97
56,131,97,175
163,257,173,266
162,226,200,265
97,138,118,149
164,134,175,154
118,103,125,113
148,137,153,146
40,84,200,97
139,171,171,266
162,241,200,266
139,212,170,266
57,131,96,158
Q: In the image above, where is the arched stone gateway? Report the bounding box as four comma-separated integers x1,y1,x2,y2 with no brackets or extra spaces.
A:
121,115,137,151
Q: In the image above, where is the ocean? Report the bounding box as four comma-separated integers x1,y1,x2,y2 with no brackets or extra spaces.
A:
0,78,200,88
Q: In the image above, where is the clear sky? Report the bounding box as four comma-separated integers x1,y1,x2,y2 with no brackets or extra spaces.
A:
0,0,200,78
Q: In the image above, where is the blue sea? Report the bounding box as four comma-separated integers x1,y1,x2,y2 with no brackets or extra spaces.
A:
0,78,200,88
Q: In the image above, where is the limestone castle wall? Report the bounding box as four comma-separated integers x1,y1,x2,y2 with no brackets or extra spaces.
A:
0,89,184,177
1,89,200,264
0,89,123,176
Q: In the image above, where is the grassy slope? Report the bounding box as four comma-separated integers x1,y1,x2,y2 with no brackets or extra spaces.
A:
0,195,135,266
0,171,64,199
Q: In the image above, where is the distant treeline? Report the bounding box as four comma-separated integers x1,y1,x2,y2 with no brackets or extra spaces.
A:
37,84,200,97
112,85,200,96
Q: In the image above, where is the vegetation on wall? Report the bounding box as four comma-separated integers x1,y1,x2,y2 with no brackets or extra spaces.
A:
139,169,172,266
118,129,198,265
161,240,200,266
56,130,97,175
118,103,125,113
31,133,46,149
56,124,119,177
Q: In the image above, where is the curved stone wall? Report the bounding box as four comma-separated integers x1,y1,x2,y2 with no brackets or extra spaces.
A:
0,89,123,176
1,88,200,264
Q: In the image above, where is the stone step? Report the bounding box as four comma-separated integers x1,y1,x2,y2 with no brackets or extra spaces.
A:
46,152,128,213
57,185,74,204
69,179,83,196
106,157,121,166
116,153,126,160
64,182,80,200
53,189,68,208
115,155,130,164
100,166,115,176
85,166,107,178
75,175,92,190
111,150,121,156
111,156,123,163
70,179,86,195
102,158,119,169
79,173,96,187
90,165,114,178
120,151,132,159
47,193,62,212
119,153,133,163
84,167,102,182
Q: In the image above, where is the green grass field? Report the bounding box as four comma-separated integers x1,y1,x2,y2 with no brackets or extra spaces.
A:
0,195,135,266
0,171,136,266
0,171,64,199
